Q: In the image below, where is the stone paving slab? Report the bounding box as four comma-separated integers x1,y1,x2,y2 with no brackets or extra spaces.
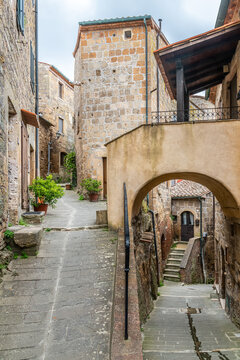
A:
0,192,116,360
143,281,240,360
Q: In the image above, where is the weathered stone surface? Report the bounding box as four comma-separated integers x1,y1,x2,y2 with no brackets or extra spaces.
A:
13,227,42,249
0,249,13,265
22,211,45,225
96,209,108,224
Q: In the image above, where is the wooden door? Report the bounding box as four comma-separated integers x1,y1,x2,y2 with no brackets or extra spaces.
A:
230,74,238,119
21,122,29,209
103,157,107,198
181,211,194,242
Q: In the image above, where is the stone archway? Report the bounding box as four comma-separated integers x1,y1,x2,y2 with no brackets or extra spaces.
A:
106,121,240,229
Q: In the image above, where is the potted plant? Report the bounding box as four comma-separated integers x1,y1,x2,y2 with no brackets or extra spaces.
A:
80,178,102,202
29,175,64,214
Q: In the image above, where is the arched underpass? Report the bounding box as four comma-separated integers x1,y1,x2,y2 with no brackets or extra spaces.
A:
106,120,240,359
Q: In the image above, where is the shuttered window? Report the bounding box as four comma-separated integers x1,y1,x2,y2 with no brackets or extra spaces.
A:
17,0,24,35
30,41,35,92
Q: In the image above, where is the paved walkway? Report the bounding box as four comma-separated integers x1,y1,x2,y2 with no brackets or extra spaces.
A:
0,191,116,360
142,281,240,360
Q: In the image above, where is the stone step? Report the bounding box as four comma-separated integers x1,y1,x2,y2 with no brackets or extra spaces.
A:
163,274,180,282
169,253,184,260
165,263,181,270
171,249,185,255
168,257,182,264
8,225,43,256
164,269,180,276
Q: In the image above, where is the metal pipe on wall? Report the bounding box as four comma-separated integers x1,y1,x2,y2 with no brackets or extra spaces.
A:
35,0,39,177
143,17,148,124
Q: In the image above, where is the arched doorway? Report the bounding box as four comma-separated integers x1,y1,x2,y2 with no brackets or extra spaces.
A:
181,211,194,242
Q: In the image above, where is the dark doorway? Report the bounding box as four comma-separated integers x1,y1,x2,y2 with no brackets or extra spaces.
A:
21,121,29,210
103,157,107,198
181,211,194,241
220,247,226,299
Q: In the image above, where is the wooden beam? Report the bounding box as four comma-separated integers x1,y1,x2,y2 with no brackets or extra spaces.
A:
176,60,185,122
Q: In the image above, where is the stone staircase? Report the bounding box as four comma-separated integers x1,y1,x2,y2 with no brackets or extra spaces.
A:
164,245,187,282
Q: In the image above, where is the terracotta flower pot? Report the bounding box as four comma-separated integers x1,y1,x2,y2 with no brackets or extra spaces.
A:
34,204,48,214
89,193,99,202
66,184,72,190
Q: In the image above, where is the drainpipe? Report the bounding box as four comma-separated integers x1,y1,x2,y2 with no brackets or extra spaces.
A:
35,0,39,177
47,141,52,175
156,19,162,116
143,17,148,124
148,209,160,286
144,17,149,206
198,197,206,283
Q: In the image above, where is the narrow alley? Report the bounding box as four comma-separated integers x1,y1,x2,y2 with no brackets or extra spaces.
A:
0,191,116,360
143,282,240,360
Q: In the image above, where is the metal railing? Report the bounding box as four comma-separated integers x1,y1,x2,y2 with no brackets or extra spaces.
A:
123,183,130,340
151,106,240,123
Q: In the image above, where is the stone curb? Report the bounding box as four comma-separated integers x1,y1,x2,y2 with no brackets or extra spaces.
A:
43,224,108,231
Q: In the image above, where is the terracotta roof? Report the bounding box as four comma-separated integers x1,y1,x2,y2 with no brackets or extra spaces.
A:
171,180,211,198
39,62,74,88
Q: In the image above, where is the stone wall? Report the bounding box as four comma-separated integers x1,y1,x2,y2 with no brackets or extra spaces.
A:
39,63,74,180
0,0,36,245
180,237,203,284
74,18,175,193
132,209,158,324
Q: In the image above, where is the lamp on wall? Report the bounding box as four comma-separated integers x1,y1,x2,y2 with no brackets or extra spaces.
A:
56,131,64,140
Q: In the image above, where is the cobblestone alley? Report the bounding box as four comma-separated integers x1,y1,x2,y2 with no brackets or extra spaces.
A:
0,191,116,360
143,281,240,360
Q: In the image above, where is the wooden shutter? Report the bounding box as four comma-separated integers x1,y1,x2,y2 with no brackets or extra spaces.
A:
30,41,35,92
17,0,24,35
21,122,29,209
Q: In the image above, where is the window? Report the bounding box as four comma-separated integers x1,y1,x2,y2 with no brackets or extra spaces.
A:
58,118,64,133
124,30,132,39
30,41,35,92
17,0,24,35
171,179,176,186
60,152,67,166
59,82,63,99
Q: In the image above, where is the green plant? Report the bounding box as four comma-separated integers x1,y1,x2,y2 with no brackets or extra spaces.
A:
110,237,117,244
140,327,144,332
6,245,12,251
0,264,7,270
13,254,19,259
142,200,149,213
45,228,52,232
19,217,28,226
29,175,64,208
171,243,177,249
21,252,28,259
8,223,13,228
102,227,109,232
80,178,102,194
4,230,14,239
64,151,77,187
79,194,84,201
157,292,160,296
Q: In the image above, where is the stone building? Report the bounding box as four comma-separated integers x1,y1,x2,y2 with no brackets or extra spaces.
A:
38,62,74,180
73,15,174,196
0,0,38,247
171,180,215,242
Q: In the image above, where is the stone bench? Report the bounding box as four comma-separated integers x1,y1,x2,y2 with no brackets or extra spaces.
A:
6,225,43,256
22,211,45,225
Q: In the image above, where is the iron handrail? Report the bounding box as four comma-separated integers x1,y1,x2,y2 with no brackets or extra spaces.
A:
124,182,130,340
151,106,240,123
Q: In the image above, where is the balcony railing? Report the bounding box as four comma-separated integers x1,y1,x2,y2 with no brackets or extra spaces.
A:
151,106,240,123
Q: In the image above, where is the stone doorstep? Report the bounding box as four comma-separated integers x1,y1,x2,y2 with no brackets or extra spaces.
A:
9,226,43,256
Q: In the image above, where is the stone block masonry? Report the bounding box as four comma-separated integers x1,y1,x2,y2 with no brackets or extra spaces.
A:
74,17,175,194
0,0,37,245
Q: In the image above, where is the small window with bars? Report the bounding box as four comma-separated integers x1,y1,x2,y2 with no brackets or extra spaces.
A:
58,117,64,134
17,0,24,35
30,41,35,93
59,82,64,99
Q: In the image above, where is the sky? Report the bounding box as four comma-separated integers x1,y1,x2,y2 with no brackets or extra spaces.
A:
39,0,221,81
